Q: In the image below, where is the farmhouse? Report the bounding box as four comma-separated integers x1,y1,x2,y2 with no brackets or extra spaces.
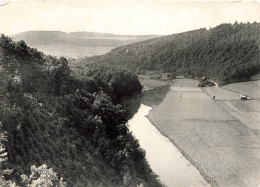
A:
240,94,247,100
175,75,184,79
161,73,171,81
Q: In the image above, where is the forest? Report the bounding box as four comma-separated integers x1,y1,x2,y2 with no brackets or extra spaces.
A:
74,22,260,85
0,35,161,186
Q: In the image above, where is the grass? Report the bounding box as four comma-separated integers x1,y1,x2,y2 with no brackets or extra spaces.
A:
148,79,260,187
203,87,239,100
182,92,210,99
223,80,260,99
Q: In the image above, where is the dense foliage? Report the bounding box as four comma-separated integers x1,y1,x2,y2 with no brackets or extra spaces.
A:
77,22,260,85
0,123,16,186
0,35,161,186
21,164,66,187
84,64,142,101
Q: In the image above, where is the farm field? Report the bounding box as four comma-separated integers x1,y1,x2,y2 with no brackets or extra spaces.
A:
149,79,260,187
219,100,260,131
203,87,239,100
223,80,260,99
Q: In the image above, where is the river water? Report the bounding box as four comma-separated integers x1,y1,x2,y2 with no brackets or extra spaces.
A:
127,103,209,187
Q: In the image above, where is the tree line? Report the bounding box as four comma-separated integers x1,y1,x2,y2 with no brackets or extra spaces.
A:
75,22,260,85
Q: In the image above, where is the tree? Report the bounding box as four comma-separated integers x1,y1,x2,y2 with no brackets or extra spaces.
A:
21,164,66,187
0,121,16,187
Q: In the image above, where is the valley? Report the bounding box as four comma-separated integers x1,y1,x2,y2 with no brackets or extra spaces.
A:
1,21,260,186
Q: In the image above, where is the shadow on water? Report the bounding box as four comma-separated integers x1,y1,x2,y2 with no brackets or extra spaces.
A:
121,94,142,120
121,85,170,120
142,85,170,107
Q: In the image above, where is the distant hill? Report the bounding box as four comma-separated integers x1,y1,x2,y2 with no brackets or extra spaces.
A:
12,31,158,58
77,22,260,85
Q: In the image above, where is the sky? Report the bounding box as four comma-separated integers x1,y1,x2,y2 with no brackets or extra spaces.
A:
0,1,260,36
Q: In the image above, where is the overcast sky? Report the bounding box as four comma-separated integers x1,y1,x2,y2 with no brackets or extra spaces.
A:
1,1,260,36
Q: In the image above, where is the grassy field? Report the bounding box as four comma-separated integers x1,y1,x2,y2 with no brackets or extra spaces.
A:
149,79,260,187
182,92,210,99
203,87,239,100
223,80,260,99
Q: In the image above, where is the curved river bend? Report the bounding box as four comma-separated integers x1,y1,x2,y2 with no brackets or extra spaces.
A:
127,104,209,187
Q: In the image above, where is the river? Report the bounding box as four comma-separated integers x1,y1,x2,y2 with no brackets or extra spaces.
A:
126,89,209,187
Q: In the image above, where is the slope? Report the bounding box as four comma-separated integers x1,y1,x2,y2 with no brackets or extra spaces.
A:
0,35,161,187
79,22,260,85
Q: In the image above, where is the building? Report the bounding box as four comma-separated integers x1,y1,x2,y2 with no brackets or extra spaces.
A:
175,75,184,79
162,73,171,81
240,94,247,100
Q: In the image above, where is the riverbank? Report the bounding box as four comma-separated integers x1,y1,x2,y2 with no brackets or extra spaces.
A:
128,104,209,187
148,79,260,187
147,114,217,187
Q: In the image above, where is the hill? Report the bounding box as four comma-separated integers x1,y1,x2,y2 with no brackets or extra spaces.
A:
0,35,161,186
76,22,260,85
12,31,158,58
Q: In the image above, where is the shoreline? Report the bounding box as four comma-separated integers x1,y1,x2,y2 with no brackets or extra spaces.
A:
145,86,218,187
140,78,259,187
147,113,218,187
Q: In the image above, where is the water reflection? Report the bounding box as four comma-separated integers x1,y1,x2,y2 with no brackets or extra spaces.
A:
142,85,170,107
121,94,142,120
128,104,209,187
122,85,170,120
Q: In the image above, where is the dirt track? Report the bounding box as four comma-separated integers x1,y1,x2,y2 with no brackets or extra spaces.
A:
149,79,260,187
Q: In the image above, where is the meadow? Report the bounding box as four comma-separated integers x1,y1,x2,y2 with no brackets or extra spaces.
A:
148,79,260,187
223,80,260,99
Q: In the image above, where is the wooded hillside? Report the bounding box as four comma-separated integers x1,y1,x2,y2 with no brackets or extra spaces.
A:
77,22,260,85
0,35,160,186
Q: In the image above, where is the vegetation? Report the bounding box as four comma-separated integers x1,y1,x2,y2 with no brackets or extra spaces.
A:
0,122,16,186
75,22,260,85
21,164,66,187
83,64,142,101
0,35,161,186
198,78,215,87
